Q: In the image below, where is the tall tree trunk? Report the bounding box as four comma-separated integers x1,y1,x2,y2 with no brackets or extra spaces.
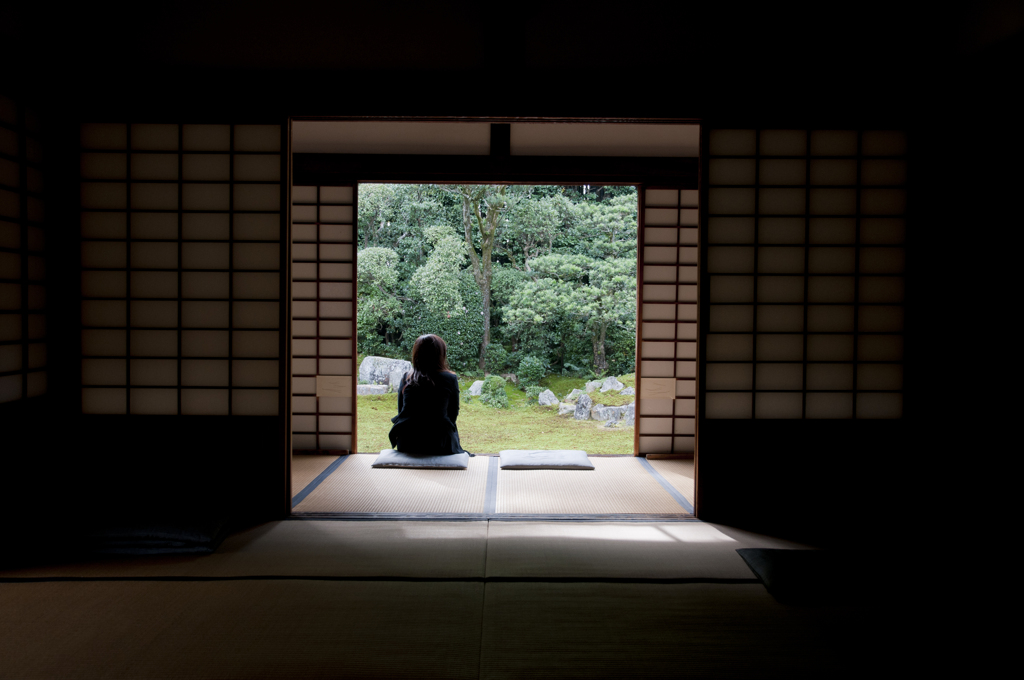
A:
456,185,504,371
593,322,608,373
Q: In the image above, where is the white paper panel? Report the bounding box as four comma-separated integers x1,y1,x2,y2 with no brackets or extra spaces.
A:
645,189,678,206
81,123,127,150
232,389,279,415
234,125,281,152
708,129,755,155
856,393,902,419
82,387,126,414
705,393,752,419
181,359,229,386
130,388,177,414
805,392,853,419
234,154,281,181
754,393,802,419
183,125,230,151
181,389,229,415
318,434,351,450
320,186,353,203
182,183,230,210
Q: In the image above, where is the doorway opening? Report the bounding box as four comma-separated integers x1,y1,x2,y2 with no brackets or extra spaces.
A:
355,183,639,457
287,119,700,518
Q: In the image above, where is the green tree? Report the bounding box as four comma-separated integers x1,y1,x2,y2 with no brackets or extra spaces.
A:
504,253,636,373
356,247,404,346
410,225,466,318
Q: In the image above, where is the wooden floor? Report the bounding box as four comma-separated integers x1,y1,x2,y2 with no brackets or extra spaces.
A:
292,454,696,518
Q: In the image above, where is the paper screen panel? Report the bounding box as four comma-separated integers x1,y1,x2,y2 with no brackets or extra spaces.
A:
79,122,283,415
0,96,46,403
291,185,356,452
705,129,906,419
638,187,699,454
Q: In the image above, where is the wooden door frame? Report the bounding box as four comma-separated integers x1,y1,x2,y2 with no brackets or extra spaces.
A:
286,116,702,515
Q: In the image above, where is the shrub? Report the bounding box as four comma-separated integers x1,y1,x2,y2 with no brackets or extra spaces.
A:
484,344,509,373
517,355,546,387
524,385,544,404
460,389,473,404
479,375,509,409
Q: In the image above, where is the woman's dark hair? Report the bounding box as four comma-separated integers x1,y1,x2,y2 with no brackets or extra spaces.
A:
405,334,451,390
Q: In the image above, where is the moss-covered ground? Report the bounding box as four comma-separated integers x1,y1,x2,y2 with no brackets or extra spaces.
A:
357,373,636,455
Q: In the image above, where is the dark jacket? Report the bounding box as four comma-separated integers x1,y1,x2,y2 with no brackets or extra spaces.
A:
388,371,466,454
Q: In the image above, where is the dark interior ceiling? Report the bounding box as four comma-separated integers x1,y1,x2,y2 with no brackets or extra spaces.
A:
3,1,1022,119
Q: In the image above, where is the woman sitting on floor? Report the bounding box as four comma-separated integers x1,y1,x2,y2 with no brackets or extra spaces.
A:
388,334,472,456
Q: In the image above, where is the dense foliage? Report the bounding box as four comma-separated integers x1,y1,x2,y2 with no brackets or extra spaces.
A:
357,184,637,376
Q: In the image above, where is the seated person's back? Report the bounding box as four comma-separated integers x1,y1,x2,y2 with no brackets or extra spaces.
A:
388,334,467,455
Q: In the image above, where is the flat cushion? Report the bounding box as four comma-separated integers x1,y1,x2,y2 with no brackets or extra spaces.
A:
372,449,470,469
499,449,594,470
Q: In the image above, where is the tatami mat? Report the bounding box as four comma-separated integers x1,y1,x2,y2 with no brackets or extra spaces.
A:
495,457,690,515
484,522,753,579
293,453,489,514
0,521,488,580
0,580,484,680
479,582,838,679
291,454,339,497
647,458,695,506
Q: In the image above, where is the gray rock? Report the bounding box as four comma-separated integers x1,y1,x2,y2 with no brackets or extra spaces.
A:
558,402,575,416
564,388,584,403
387,366,408,393
600,376,624,392
622,402,636,427
356,384,388,395
538,389,559,406
592,404,625,422
358,356,412,386
620,387,635,396
468,380,485,396
573,393,593,420
585,380,602,393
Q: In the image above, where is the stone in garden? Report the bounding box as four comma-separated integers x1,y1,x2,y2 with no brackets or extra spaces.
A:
600,376,624,392
565,388,584,403
589,403,604,420
468,380,485,396
359,356,412,386
387,366,409,392
558,402,575,416
573,393,593,420
585,380,602,393
538,389,558,406
356,384,388,395
620,387,635,396
622,402,635,427
591,405,625,422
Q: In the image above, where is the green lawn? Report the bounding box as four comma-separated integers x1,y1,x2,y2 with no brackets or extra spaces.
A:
357,373,636,455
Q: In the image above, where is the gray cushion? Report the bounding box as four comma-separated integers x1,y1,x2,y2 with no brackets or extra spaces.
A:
499,449,594,469
372,449,470,469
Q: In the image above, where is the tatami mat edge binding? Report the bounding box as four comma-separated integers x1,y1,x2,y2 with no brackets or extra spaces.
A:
289,514,697,521
292,455,349,508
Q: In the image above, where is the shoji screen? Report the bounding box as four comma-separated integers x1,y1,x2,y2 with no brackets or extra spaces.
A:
0,96,46,403
637,188,699,455
79,123,284,415
291,186,355,453
704,129,906,419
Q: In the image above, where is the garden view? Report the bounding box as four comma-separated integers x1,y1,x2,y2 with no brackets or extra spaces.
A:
356,184,639,455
